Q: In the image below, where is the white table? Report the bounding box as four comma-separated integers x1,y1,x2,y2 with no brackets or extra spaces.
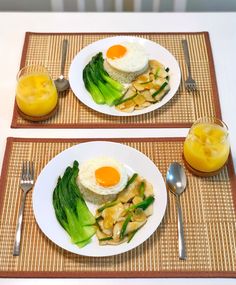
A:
0,12,235,285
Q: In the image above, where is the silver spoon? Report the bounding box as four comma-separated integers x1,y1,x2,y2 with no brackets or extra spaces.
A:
166,162,187,260
54,39,70,92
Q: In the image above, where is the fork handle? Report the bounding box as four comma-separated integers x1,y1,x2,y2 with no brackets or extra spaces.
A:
182,39,192,78
13,191,27,256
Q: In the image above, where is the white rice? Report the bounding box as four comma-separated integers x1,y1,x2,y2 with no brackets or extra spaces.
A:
77,179,117,205
104,60,148,84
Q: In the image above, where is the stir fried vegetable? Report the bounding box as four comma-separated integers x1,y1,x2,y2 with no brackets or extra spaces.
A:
95,174,155,245
52,161,96,248
115,59,170,112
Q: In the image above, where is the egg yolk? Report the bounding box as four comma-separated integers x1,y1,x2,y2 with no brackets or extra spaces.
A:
95,166,120,187
106,45,127,59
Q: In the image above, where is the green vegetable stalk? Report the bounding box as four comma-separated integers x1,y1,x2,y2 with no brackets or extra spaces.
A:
52,161,96,248
126,196,155,212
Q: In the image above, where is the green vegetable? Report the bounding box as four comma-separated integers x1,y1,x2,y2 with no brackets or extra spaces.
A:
120,214,132,240
152,82,168,98
114,93,138,106
128,229,139,243
140,80,153,85
83,52,124,106
83,66,105,104
125,173,138,188
52,161,96,248
139,181,145,199
126,196,155,212
99,236,113,241
97,200,119,213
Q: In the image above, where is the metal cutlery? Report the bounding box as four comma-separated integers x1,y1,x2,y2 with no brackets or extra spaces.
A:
182,39,197,92
166,162,187,260
13,161,34,256
54,39,70,92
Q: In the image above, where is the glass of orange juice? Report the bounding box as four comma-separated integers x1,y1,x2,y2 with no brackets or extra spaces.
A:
16,66,58,121
183,117,230,176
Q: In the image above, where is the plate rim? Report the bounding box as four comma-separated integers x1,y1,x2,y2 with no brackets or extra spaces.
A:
32,140,167,257
68,35,181,117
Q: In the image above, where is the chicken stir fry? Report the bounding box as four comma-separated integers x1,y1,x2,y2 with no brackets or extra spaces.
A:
95,174,155,245
115,60,170,112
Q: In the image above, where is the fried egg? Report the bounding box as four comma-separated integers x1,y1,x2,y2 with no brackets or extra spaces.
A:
106,42,148,73
78,157,128,195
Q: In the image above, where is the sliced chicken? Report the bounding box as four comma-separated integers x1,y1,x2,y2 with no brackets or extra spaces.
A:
132,208,147,222
144,204,153,217
125,220,147,235
144,180,154,197
118,175,142,203
102,202,125,229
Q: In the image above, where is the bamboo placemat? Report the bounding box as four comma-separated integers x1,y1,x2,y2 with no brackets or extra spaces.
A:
0,137,235,278
11,32,221,128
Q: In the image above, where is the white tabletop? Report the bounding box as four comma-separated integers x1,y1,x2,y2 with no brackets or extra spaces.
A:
0,12,235,285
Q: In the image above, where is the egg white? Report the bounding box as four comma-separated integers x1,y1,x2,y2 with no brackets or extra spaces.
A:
78,157,128,195
106,42,148,73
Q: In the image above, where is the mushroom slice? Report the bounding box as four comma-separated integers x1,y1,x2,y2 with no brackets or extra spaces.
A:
123,86,137,99
136,74,150,82
97,219,113,236
149,60,165,75
116,105,135,113
149,59,165,69
132,196,143,205
116,97,136,112
154,88,169,102
141,90,155,102
133,82,146,91
102,202,125,229
133,94,146,106
112,221,123,241
96,228,109,240
125,220,147,235
135,102,151,110
154,78,166,86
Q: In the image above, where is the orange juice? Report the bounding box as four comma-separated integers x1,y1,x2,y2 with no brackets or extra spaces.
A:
16,67,58,117
183,118,229,173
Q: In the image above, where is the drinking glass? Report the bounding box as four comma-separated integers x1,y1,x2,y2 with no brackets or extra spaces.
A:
183,117,230,176
16,66,58,121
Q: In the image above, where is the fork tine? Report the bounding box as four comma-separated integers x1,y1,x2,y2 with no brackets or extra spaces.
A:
26,161,30,180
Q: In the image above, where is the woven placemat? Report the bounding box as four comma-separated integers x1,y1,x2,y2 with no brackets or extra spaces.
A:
0,137,235,278
11,32,221,129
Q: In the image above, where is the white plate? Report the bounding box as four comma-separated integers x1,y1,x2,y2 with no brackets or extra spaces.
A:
69,36,181,116
32,141,167,257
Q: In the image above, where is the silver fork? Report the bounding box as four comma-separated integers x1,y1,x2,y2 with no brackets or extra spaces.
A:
182,39,197,92
13,161,34,256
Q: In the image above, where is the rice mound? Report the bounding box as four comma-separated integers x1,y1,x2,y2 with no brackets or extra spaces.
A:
77,179,117,205
104,60,148,84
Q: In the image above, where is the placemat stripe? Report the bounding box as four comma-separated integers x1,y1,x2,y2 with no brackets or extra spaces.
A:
11,32,221,128
0,137,235,278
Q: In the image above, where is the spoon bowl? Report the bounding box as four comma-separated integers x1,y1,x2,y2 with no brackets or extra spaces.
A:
166,162,187,196
54,76,70,92
166,162,187,260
